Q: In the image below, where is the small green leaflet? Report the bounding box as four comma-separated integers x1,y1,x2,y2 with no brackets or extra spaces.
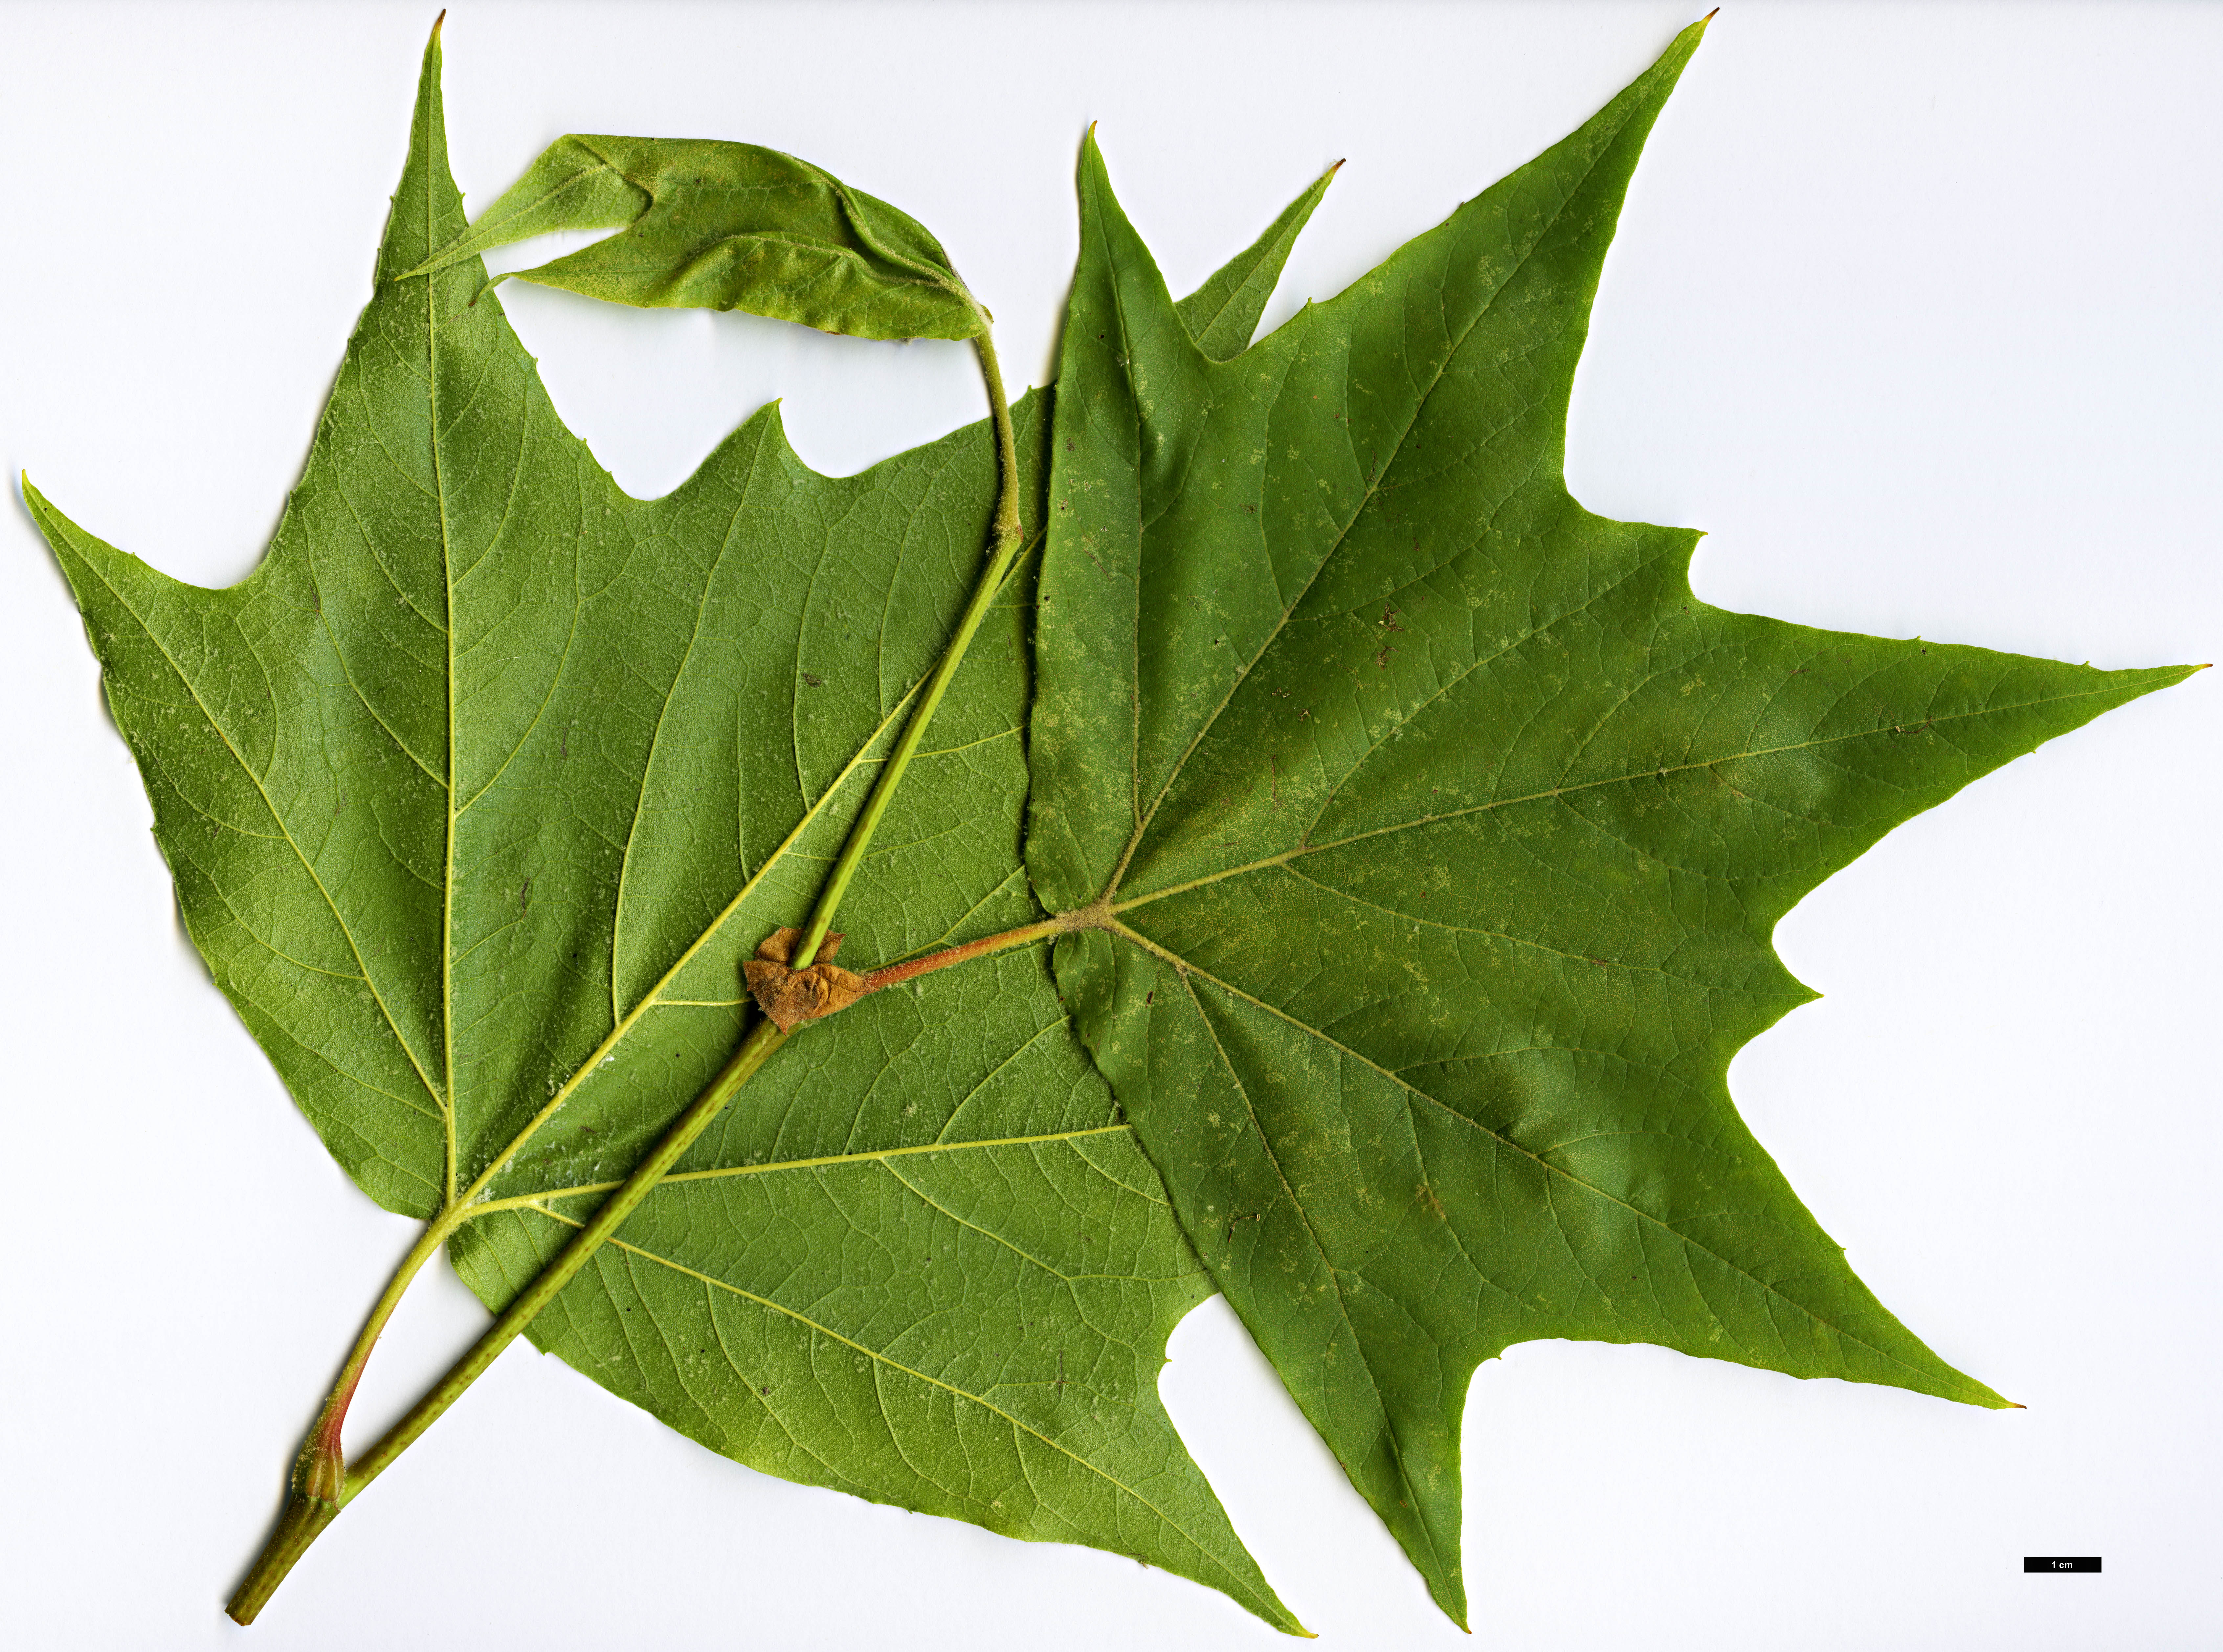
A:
27,29,1334,1633
1026,20,2194,1627
405,130,986,340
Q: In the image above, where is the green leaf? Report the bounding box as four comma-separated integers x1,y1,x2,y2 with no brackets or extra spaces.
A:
27,30,1299,1632
1027,18,2196,1627
406,132,985,340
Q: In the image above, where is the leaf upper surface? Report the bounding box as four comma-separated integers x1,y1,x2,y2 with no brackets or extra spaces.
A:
1026,20,2193,1625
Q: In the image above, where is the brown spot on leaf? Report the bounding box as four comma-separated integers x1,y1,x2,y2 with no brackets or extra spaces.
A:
744,927,868,1032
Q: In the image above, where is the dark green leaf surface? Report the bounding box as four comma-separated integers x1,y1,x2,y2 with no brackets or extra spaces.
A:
1027,20,2194,1626
408,132,985,340
28,33,1298,1630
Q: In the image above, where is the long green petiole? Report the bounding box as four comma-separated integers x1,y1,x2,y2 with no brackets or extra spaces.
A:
790,326,1025,968
229,327,1028,1624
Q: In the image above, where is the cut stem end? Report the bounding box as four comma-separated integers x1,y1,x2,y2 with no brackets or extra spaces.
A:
226,1491,342,1626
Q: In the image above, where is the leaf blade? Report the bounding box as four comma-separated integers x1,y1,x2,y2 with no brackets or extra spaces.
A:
1028,16,2193,1626
413,134,984,340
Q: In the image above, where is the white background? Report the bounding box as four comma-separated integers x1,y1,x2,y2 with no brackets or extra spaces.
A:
1,3,2216,1647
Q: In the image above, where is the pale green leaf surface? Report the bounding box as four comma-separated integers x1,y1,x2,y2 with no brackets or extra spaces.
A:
29,33,1299,1630
408,132,984,340
1026,20,2195,1626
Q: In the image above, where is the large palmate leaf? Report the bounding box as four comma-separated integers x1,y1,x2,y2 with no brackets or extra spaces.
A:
1026,20,2195,1626
25,30,1323,1631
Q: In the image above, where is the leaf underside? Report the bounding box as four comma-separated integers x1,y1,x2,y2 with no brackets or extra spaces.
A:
1026,19,2190,1627
28,15,2192,1638
29,28,1338,1634
410,131,986,340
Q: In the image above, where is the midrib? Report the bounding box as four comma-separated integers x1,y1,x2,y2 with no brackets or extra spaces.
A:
430,155,461,1213
485,1123,1134,1212
1108,682,2151,917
